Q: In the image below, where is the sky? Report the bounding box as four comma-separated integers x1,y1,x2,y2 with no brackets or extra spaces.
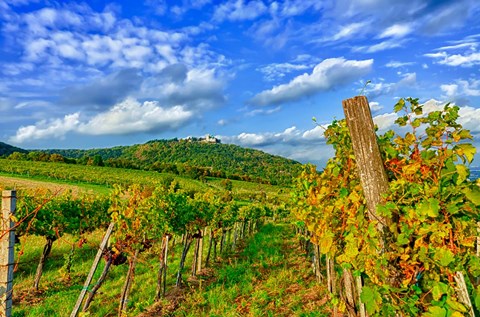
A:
1,0,480,168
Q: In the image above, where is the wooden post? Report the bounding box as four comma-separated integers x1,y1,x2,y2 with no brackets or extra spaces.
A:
343,269,357,317
196,228,204,273
343,96,390,316
342,96,390,233
454,271,476,317
1,190,16,317
70,222,115,317
356,275,367,317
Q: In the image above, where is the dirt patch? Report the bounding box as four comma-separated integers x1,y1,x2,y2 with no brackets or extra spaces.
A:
0,176,83,195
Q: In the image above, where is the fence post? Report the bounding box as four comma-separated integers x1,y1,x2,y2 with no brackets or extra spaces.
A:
1,190,16,317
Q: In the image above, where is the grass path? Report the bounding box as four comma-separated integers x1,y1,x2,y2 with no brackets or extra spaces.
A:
165,223,331,317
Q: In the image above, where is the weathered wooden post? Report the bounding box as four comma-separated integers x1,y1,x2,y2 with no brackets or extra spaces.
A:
343,96,390,317
70,222,115,317
342,96,390,232
1,190,16,317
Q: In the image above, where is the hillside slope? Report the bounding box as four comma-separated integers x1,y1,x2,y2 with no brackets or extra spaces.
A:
45,139,303,185
0,141,27,156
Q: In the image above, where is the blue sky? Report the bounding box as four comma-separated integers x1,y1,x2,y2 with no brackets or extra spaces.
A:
1,0,480,167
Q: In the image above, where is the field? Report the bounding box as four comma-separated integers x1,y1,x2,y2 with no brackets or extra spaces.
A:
0,164,314,316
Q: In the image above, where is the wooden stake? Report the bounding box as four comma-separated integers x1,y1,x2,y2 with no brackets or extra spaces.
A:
342,96,390,233
70,222,115,317
454,271,476,317
0,190,16,317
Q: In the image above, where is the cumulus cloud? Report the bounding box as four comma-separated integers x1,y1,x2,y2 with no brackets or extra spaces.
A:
9,98,193,143
140,66,226,110
441,79,480,102
221,124,329,164
250,57,373,106
77,98,192,135
10,113,81,143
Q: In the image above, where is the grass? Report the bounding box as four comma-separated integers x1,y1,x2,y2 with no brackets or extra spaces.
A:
13,230,189,317
11,224,331,317
0,159,292,203
170,223,331,317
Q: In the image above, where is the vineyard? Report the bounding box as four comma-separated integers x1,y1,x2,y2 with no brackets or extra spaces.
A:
293,97,480,316
1,96,480,316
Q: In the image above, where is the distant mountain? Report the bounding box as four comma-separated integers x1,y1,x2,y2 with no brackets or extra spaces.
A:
45,139,303,185
0,142,27,156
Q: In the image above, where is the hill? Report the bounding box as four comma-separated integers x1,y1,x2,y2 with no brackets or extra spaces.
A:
44,139,303,185
0,141,27,156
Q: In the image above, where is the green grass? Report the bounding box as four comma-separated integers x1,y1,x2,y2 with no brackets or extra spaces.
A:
11,224,331,317
0,159,292,203
172,224,331,317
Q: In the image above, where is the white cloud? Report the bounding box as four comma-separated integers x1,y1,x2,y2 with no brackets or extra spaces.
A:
9,98,193,142
441,84,458,98
213,0,268,22
354,39,406,53
435,42,478,51
365,72,416,99
441,79,480,99
10,113,81,143
369,101,383,112
258,62,310,81
221,124,329,165
277,0,322,17
250,57,373,106
329,22,368,41
78,98,192,135
385,61,415,68
246,106,281,117
425,51,480,67
373,112,398,132
379,24,412,38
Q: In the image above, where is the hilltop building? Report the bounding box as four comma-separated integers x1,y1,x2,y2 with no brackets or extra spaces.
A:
185,134,221,144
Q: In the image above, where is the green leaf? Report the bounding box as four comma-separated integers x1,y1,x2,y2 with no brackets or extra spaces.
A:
463,186,480,205
360,286,382,314
468,256,480,277
455,164,468,185
397,233,409,246
423,306,447,317
417,198,440,218
454,143,476,164
474,285,480,310
446,297,467,313
339,187,349,198
431,282,449,301
433,248,455,267
394,99,405,113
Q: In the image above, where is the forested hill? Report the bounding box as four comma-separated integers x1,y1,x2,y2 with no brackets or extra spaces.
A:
44,139,303,185
0,141,27,156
